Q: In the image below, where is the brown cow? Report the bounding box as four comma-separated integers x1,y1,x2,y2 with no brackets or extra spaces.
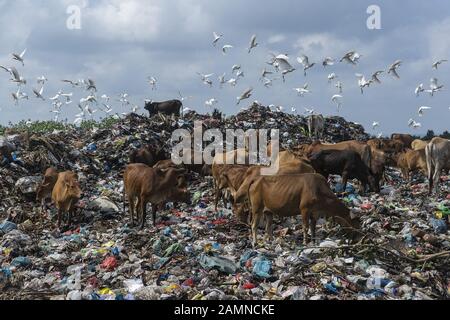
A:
52,171,82,228
411,139,429,151
391,133,414,149
123,164,190,229
212,149,250,211
246,174,360,246
370,148,388,190
36,167,59,214
129,145,167,167
308,149,378,193
307,141,372,168
426,137,450,195
395,149,427,180
233,160,315,223
367,138,405,154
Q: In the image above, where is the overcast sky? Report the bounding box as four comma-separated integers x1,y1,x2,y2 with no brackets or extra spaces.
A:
0,0,449,135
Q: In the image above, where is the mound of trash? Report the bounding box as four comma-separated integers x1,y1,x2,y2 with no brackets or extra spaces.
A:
0,104,449,300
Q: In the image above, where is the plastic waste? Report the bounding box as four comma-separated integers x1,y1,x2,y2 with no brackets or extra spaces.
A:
198,254,238,274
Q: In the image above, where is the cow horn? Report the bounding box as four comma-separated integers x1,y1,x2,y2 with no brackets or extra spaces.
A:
349,211,357,220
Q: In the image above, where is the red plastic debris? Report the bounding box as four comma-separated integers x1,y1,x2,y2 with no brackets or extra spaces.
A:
361,203,373,211
101,256,118,271
88,276,99,288
212,218,228,225
242,282,256,290
182,278,195,287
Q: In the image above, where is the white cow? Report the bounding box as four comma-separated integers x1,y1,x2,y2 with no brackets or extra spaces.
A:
426,137,450,195
307,115,325,140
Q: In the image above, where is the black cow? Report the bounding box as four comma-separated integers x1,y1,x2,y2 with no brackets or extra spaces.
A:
308,149,379,193
144,100,182,117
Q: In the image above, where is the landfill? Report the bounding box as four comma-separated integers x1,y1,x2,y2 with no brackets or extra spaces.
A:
0,104,449,300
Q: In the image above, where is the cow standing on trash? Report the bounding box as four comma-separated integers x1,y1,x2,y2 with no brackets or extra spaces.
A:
144,99,182,117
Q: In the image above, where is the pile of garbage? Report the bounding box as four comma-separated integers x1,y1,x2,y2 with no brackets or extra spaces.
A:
0,104,449,300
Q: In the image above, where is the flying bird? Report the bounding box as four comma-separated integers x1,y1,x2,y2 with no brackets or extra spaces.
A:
408,119,421,129
331,94,343,112
10,67,26,85
101,94,111,102
263,77,274,88
418,106,432,117
227,78,237,87
61,79,80,87
12,49,27,66
387,60,402,79
231,65,241,73
33,87,45,100
148,77,158,90
222,45,233,55
236,70,245,79
212,32,223,46
371,71,384,84
322,57,335,67
340,51,361,65
248,35,258,53
237,88,253,105
304,107,315,115
37,76,48,85
328,73,337,83
85,79,97,92
260,68,273,79
293,83,310,97
205,98,218,107
297,54,315,76
197,72,214,87
428,77,444,96
415,83,424,96
356,74,373,94
372,122,380,130
335,81,343,93
432,59,447,70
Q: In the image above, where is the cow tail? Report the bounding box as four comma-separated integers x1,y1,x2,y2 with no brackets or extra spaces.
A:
425,143,434,184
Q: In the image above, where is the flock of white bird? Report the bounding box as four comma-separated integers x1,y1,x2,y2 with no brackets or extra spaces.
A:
0,33,449,132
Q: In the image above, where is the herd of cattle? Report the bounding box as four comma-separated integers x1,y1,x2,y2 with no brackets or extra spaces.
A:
32,131,449,247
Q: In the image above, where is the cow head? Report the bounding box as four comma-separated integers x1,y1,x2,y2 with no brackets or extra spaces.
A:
232,202,250,225
367,174,380,193
64,174,82,200
172,187,191,205
144,100,157,116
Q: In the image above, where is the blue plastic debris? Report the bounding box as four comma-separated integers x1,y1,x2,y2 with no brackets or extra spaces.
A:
252,256,272,278
430,218,447,234
11,257,32,268
0,220,17,235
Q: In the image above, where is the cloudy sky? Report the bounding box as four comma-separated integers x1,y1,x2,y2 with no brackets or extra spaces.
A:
0,0,449,135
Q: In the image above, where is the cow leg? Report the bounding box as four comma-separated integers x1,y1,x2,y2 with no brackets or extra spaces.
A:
301,209,310,245
57,208,62,228
214,187,221,211
128,196,135,226
433,166,442,195
251,212,262,248
310,216,317,245
151,204,157,226
341,172,348,193
264,211,274,242
140,200,147,230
